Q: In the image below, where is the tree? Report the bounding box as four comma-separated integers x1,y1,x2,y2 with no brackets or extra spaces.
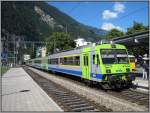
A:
45,32,76,54
106,28,124,39
126,21,147,35
94,35,106,42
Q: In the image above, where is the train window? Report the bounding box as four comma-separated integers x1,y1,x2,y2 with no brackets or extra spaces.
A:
34,60,41,64
64,57,67,65
60,57,66,65
130,57,135,62
74,56,80,66
56,58,59,64
60,58,63,64
84,56,86,66
48,59,50,64
60,56,80,66
84,56,88,66
101,49,128,64
68,57,73,65
55,58,58,64
97,54,100,64
86,56,88,66
48,58,58,64
93,55,95,64
93,54,100,64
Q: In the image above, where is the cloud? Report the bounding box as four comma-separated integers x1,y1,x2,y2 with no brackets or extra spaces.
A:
101,22,124,31
114,2,125,13
102,10,118,20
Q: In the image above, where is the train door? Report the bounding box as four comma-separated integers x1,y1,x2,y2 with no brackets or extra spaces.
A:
43,57,48,70
82,50,90,80
91,52,99,75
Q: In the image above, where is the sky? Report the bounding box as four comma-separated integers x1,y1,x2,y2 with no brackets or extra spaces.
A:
48,1,148,32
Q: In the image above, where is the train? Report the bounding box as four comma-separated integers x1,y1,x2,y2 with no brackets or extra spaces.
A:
26,43,135,89
128,55,136,72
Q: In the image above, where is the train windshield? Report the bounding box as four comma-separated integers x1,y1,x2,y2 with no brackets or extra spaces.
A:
100,49,128,64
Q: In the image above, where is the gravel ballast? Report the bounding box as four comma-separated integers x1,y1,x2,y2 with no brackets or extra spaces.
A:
29,67,148,112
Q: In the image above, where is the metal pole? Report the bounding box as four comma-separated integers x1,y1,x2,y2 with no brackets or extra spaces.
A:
16,49,17,65
13,37,15,67
6,33,9,67
53,39,55,53
33,42,34,58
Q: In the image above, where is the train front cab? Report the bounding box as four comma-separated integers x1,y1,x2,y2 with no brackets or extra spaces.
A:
82,44,135,89
99,44,135,88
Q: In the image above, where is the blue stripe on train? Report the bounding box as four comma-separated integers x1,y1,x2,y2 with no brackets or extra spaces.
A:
48,67,82,77
48,67,103,79
91,73,103,79
35,64,41,68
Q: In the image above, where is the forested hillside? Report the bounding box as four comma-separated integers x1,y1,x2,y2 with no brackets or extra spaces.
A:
2,1,106,42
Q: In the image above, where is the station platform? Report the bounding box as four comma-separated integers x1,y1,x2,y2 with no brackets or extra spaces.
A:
132,77,149,91
2,67,63,111
131,67,149,91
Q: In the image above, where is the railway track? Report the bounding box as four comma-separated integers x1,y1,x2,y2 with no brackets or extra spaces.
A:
108,89,149,108
43,67,149,108
56,70,149,108
24,66,149,111
24,66,112,112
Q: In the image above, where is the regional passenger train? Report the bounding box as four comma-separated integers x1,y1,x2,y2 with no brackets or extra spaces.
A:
26,43,135,89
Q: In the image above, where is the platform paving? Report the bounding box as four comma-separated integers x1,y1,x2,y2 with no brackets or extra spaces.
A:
132,77,149,91
2,67,63,111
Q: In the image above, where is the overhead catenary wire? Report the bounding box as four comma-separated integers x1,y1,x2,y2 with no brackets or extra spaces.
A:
65,2,81,33
111,6,148,22
83,6,148,27
108,6,148,31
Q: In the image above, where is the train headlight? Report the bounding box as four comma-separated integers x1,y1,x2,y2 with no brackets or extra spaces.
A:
126,68,130,72
93,74,96,77
106,69,111,73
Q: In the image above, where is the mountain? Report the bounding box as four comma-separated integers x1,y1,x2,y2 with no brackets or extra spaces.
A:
1,1,106,42
85,25,107,36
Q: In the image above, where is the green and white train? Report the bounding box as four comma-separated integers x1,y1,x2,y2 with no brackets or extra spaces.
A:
26,43,135,89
